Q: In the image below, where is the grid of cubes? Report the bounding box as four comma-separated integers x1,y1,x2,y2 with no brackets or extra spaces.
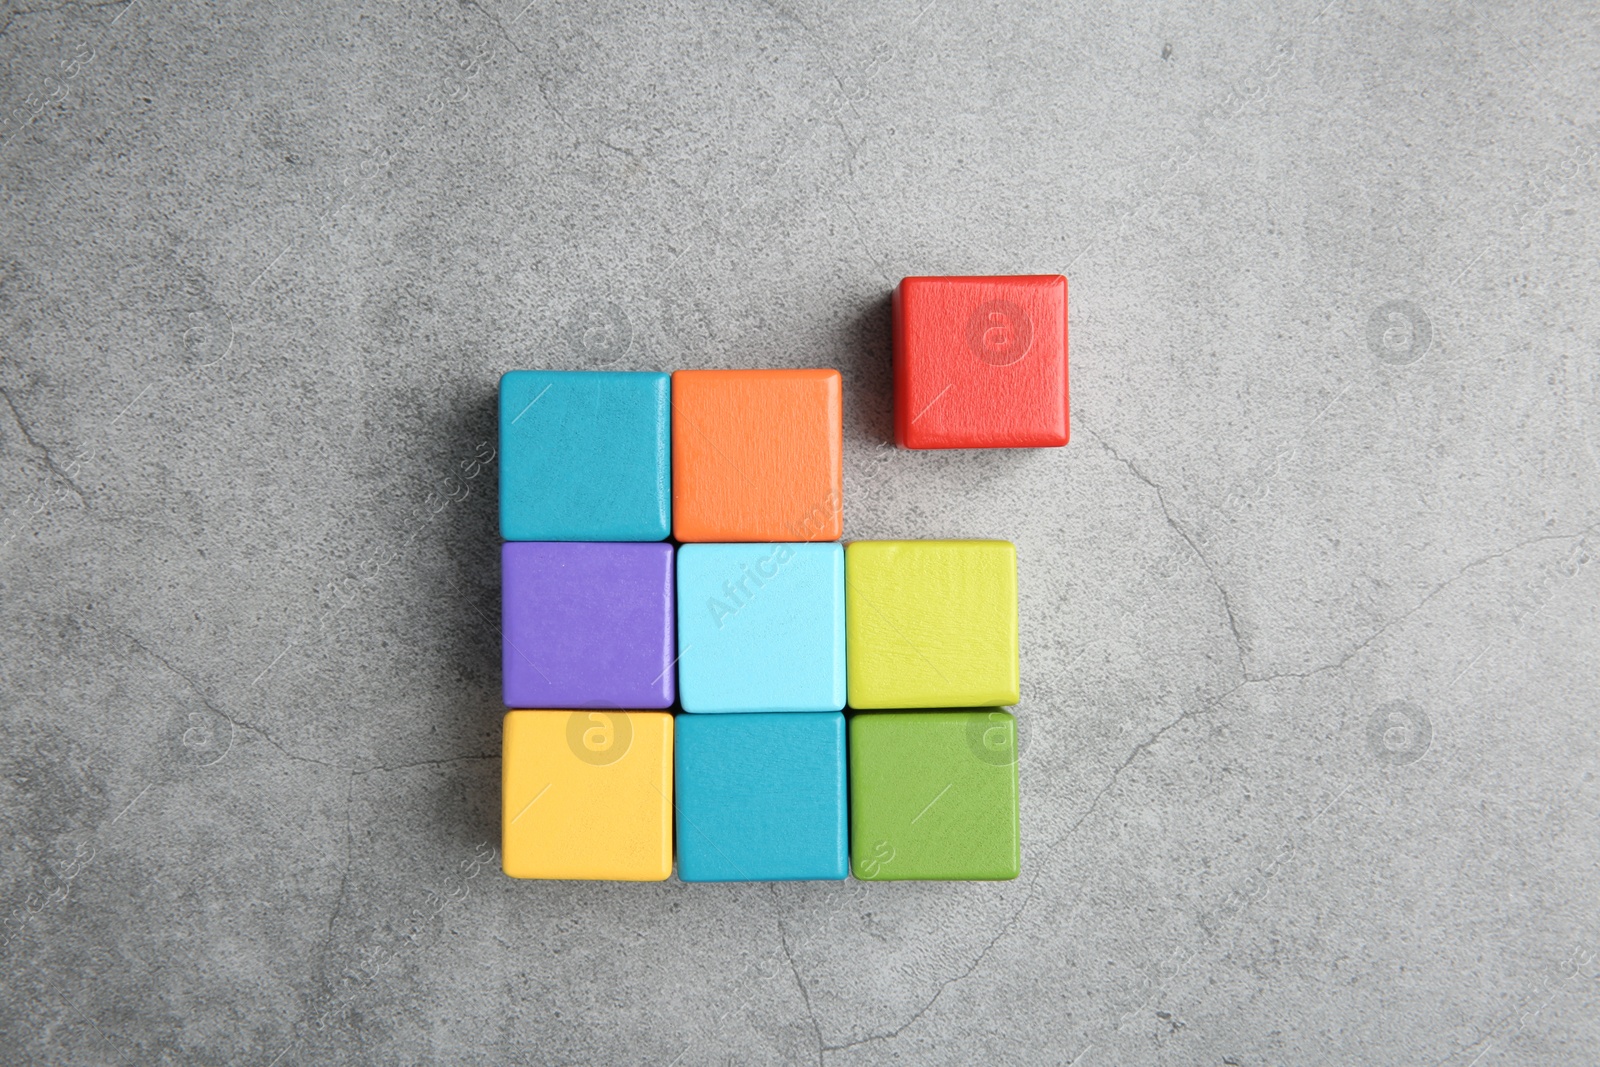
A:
499,275,1066,882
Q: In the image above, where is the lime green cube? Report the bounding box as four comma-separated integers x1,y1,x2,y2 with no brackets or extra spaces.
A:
849,711,1021,881
844,540,1019,709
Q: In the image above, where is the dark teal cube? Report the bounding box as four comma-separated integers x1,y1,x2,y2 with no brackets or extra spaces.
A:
498,370,670,541
674,712,848,882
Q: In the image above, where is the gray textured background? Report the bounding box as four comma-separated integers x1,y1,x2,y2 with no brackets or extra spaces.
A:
2,0,1597,1063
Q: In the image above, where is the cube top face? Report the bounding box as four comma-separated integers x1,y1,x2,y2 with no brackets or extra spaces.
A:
849,711,1020,881
845,540,1019,709
676,542,846,713
499,370,671,541
675,712,848,882
502,711,673,880
671,369,843,543
501,541,676,709
894,275,1068,449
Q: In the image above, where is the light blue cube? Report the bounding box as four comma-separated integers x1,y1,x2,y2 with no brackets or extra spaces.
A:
498,370,670,541
675,542,845,713
675,712,848,882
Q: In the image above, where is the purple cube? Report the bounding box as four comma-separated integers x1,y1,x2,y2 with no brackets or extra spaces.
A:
501,542,676,709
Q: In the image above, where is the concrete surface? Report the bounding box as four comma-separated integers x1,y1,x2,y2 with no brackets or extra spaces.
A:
2,1,1597,1063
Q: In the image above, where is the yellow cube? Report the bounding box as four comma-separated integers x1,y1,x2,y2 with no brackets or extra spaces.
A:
845,540,1019,709
501,710,673,880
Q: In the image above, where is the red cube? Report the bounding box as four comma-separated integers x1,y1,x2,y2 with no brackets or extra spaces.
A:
893,275,1069,449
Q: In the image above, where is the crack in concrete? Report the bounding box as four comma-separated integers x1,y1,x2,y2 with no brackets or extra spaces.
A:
128,630,343,770
1242,527,1599,685
1049,682,1246,857
1081,425,1250,682
824,680,1246,1054
459,0,524,56
129,630,497,775
351,755,497,775
835,519,1600,1063
1097,685,1243,801
2,1,130,29
821,506,1597,1057
314,772,356,996
822,895,1036,1054
1082,425,1598,693
839,199,891,285
1,387,87,501
755,0,865,132
772,889,825,1067
531,70,578,137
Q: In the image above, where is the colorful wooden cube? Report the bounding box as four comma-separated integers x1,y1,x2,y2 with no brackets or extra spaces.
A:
499,370,671,541
501,710,673,880
675,542,845,713
893,275,1068,449
501,541,676,709
671,369,843,542
675,712,848,881
845,540,1019,709
849,711,1020,881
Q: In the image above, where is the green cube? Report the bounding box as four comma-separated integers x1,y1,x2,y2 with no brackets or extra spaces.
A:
848,711,1021,880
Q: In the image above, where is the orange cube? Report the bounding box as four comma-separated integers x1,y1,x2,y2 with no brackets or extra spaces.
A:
671,369,843,542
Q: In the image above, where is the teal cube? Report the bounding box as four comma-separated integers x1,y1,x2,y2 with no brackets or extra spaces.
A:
675,712,848,881
498,370,671,541
675,542,845,713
